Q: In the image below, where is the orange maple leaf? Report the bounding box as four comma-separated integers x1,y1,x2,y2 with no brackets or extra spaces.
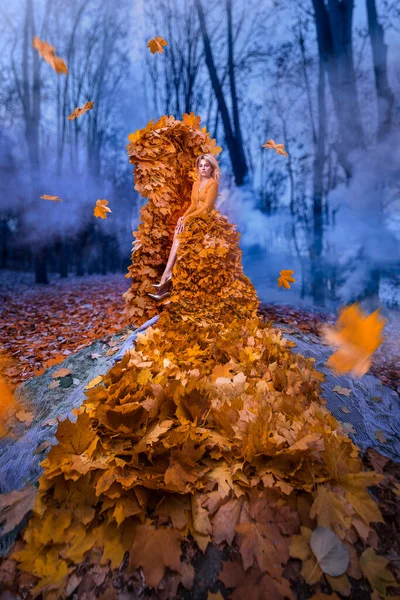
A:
147,36,167,54
93,199,112,220
32,36,68,74
262,138,289,157
183,112,201,130
321,303,386,377
127,131,142,144
40,195,62,202
67,101,94,121
277,269,296,289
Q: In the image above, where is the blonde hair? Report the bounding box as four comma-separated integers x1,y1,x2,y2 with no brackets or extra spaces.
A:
195,153,221,183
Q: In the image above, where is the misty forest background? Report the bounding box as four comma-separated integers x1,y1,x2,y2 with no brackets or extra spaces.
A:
0,0,399,312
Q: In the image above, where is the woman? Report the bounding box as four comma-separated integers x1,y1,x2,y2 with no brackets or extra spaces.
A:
148,153,220,300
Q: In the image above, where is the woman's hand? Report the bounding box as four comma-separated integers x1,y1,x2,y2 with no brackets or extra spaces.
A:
175,216,185,234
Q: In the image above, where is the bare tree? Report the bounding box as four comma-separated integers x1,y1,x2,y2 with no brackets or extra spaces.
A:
366,0,395,140
144,0,204,117
195,0,248,185
311,0,363,178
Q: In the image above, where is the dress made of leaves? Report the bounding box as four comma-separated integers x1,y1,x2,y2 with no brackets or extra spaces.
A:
12,116,386,599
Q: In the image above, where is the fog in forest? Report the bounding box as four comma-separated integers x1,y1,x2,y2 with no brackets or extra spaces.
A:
0,0,399,312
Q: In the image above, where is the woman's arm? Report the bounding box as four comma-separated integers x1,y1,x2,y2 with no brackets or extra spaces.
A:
182,183,198,219
183,181,219,223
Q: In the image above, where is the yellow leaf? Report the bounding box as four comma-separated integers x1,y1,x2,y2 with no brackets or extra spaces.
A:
359,548,396,596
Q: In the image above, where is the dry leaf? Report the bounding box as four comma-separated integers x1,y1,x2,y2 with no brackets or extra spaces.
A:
40,195,62,202
48,380,60,390
277,269,296,289
321,303,386,377
310,527,349,576
68,101,94,121
52,368,72,379
85,375,103,389
333,385,352,397
374,430,387,444
0,484,36,534
94,199,112,220
262,139,289,157
341,423,356,435
147,36,167,54
32,37,68,74
359,548,396,596
15,410,34,425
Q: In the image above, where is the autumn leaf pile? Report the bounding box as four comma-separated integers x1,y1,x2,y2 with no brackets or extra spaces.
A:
10,116,397,599
123,112,222,326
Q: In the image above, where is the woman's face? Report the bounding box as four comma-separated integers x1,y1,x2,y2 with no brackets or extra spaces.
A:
199,159,213,179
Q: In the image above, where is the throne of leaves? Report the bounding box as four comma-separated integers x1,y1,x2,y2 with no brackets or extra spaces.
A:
123,112,223,325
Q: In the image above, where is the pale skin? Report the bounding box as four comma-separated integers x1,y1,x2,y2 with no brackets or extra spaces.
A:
158,159,214,285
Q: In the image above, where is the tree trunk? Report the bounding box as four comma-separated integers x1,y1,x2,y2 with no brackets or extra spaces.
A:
226,0,248,185
34,247,48,284
59,237,69,278
311,60,327,307
312,0,363,178
195,0,248,186
22,0,41,176
0,219,8,269
365,0,395,141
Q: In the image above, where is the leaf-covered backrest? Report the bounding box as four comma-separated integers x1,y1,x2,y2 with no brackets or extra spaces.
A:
122,113,222,326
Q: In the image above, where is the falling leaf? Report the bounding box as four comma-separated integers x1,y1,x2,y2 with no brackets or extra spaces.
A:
32,36,68,74
94,199,112,220
0,484,37,535
277,269,296,289
310,526,349,576
67,101,94,121
40,194,62,202
359,548,396,596
147,36,167,54
321,303,386,377
333,385,352,397
374,430,387,444
262,138,289,157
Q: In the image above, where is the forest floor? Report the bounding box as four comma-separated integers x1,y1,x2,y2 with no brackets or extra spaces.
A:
0,269,399,598
0,269,398,394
